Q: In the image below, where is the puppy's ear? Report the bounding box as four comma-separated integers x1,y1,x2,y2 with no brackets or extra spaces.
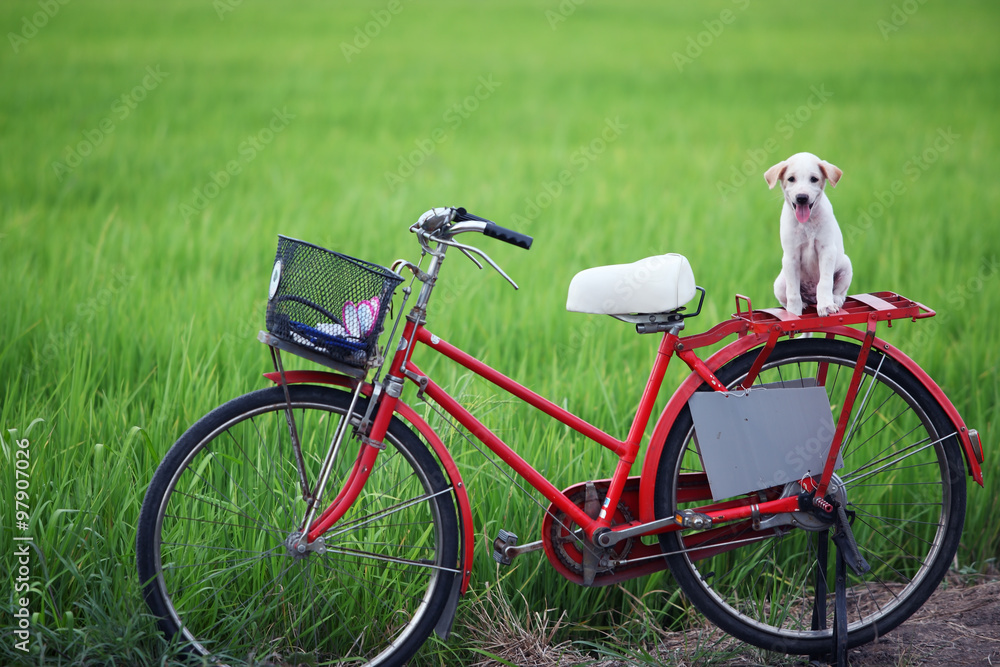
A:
763,161,787,190
819,160,843,187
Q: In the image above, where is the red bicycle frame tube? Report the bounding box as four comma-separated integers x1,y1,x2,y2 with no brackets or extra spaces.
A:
395,319,681,537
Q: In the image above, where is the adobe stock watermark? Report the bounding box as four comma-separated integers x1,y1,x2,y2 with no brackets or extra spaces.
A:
213,0,243,20
508,116,627,229
51,66,169,181
716,85,834,198
179,107,295,221
845,127,959,244
25,268,134,380
219,297,268,345
877,0,930,40
340,0,403,62
545,0,586,30
909,254,1000,356
673,0,751,73
4,417,45,655
8,0,71,54
384,75,501,191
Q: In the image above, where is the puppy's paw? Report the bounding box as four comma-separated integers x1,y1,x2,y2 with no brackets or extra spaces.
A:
817,297,839,317
833,294,847,310
785,298,804,316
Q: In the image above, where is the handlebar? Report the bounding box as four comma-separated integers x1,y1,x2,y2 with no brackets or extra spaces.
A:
414,207,533,250
409,206,532,290
483,221,533,250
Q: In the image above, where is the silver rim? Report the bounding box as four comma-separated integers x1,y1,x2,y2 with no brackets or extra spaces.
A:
670,351,955,643
151,399,451,665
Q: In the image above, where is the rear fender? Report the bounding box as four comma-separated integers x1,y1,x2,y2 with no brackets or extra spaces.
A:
263,370,475,594
826,327,983,486
637,329,983,523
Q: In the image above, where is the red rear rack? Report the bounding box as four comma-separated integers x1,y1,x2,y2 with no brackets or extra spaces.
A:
682,292,935,351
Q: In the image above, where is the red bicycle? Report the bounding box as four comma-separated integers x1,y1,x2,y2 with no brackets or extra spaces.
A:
137,207,984,666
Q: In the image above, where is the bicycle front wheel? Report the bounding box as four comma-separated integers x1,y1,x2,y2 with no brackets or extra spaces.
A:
655,338,966,655
136,385,459,667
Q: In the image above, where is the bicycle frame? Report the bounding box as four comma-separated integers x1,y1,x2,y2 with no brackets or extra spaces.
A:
265,284,984,596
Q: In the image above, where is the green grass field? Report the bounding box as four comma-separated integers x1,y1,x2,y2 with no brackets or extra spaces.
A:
2,1,999,664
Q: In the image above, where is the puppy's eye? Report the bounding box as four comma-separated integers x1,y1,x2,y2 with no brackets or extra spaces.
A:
810,176,819,183
787,176,796,183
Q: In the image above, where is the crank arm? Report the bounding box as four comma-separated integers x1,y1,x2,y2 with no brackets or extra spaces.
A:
507,539,543,558
493,528,543,566
596,515,679,548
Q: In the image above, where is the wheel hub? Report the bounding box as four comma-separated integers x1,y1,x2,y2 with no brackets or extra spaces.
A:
784,473,848,531
284,531,326,559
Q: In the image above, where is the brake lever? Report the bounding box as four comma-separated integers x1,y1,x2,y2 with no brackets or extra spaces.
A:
433,236,519,290
458,246,484,270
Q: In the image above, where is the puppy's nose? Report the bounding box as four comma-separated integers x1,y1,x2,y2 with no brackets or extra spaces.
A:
795,194,809,205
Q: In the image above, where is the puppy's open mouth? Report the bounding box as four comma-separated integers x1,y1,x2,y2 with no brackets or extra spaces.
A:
794,201,812,223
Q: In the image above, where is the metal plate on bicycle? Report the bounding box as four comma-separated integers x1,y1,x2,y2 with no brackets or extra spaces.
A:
688,382,841,501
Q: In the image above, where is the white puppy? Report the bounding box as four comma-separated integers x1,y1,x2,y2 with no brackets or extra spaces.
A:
765,152,852,317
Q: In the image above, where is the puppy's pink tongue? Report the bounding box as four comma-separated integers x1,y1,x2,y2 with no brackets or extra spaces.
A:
795,203,811,223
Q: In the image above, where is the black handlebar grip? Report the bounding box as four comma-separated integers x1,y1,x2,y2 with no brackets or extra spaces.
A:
484,221,533,250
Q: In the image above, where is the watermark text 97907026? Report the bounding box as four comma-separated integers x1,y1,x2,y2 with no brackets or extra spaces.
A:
10,431,34,653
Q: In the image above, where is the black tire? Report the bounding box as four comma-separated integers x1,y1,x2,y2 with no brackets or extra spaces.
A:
655,338,966,655
136,385,459,666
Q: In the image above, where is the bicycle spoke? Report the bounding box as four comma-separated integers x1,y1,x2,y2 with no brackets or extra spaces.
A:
182,446,286,538
842,354,886,452
250,414,298,528
164,489,285,540
841,399,908,463
325,486,452,539
841,435,948,487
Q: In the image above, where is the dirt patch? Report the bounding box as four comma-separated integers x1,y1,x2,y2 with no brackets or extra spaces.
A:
467,577,1000,666
844,576,1000,667
621,576,1000,666
687,576,1000,666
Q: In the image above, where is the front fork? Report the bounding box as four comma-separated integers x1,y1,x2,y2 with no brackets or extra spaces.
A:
285,327,418,546
268,342,402,549
298,381,402,545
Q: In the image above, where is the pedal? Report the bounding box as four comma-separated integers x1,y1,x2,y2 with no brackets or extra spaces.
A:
493,529,518,566
674,508,713,530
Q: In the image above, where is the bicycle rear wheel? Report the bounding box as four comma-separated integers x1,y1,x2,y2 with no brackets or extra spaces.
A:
655,338,966,655
136,385,459,667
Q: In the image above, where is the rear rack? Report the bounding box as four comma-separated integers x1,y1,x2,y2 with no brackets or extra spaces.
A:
680,292,935,351
734,292,935,335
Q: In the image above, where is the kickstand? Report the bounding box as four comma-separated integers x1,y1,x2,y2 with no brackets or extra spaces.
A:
829,502,870,667
809,530,829,664
809,532,849,667
832,538,848,667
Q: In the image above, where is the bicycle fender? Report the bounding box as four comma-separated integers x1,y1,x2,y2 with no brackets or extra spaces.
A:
637,330,983,524
823,326,983,487
263,370,476,594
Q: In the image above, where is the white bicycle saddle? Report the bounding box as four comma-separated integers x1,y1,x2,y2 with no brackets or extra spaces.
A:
566,253,696,316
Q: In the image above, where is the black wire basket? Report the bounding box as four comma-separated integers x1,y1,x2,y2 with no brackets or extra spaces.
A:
265,236,403,369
